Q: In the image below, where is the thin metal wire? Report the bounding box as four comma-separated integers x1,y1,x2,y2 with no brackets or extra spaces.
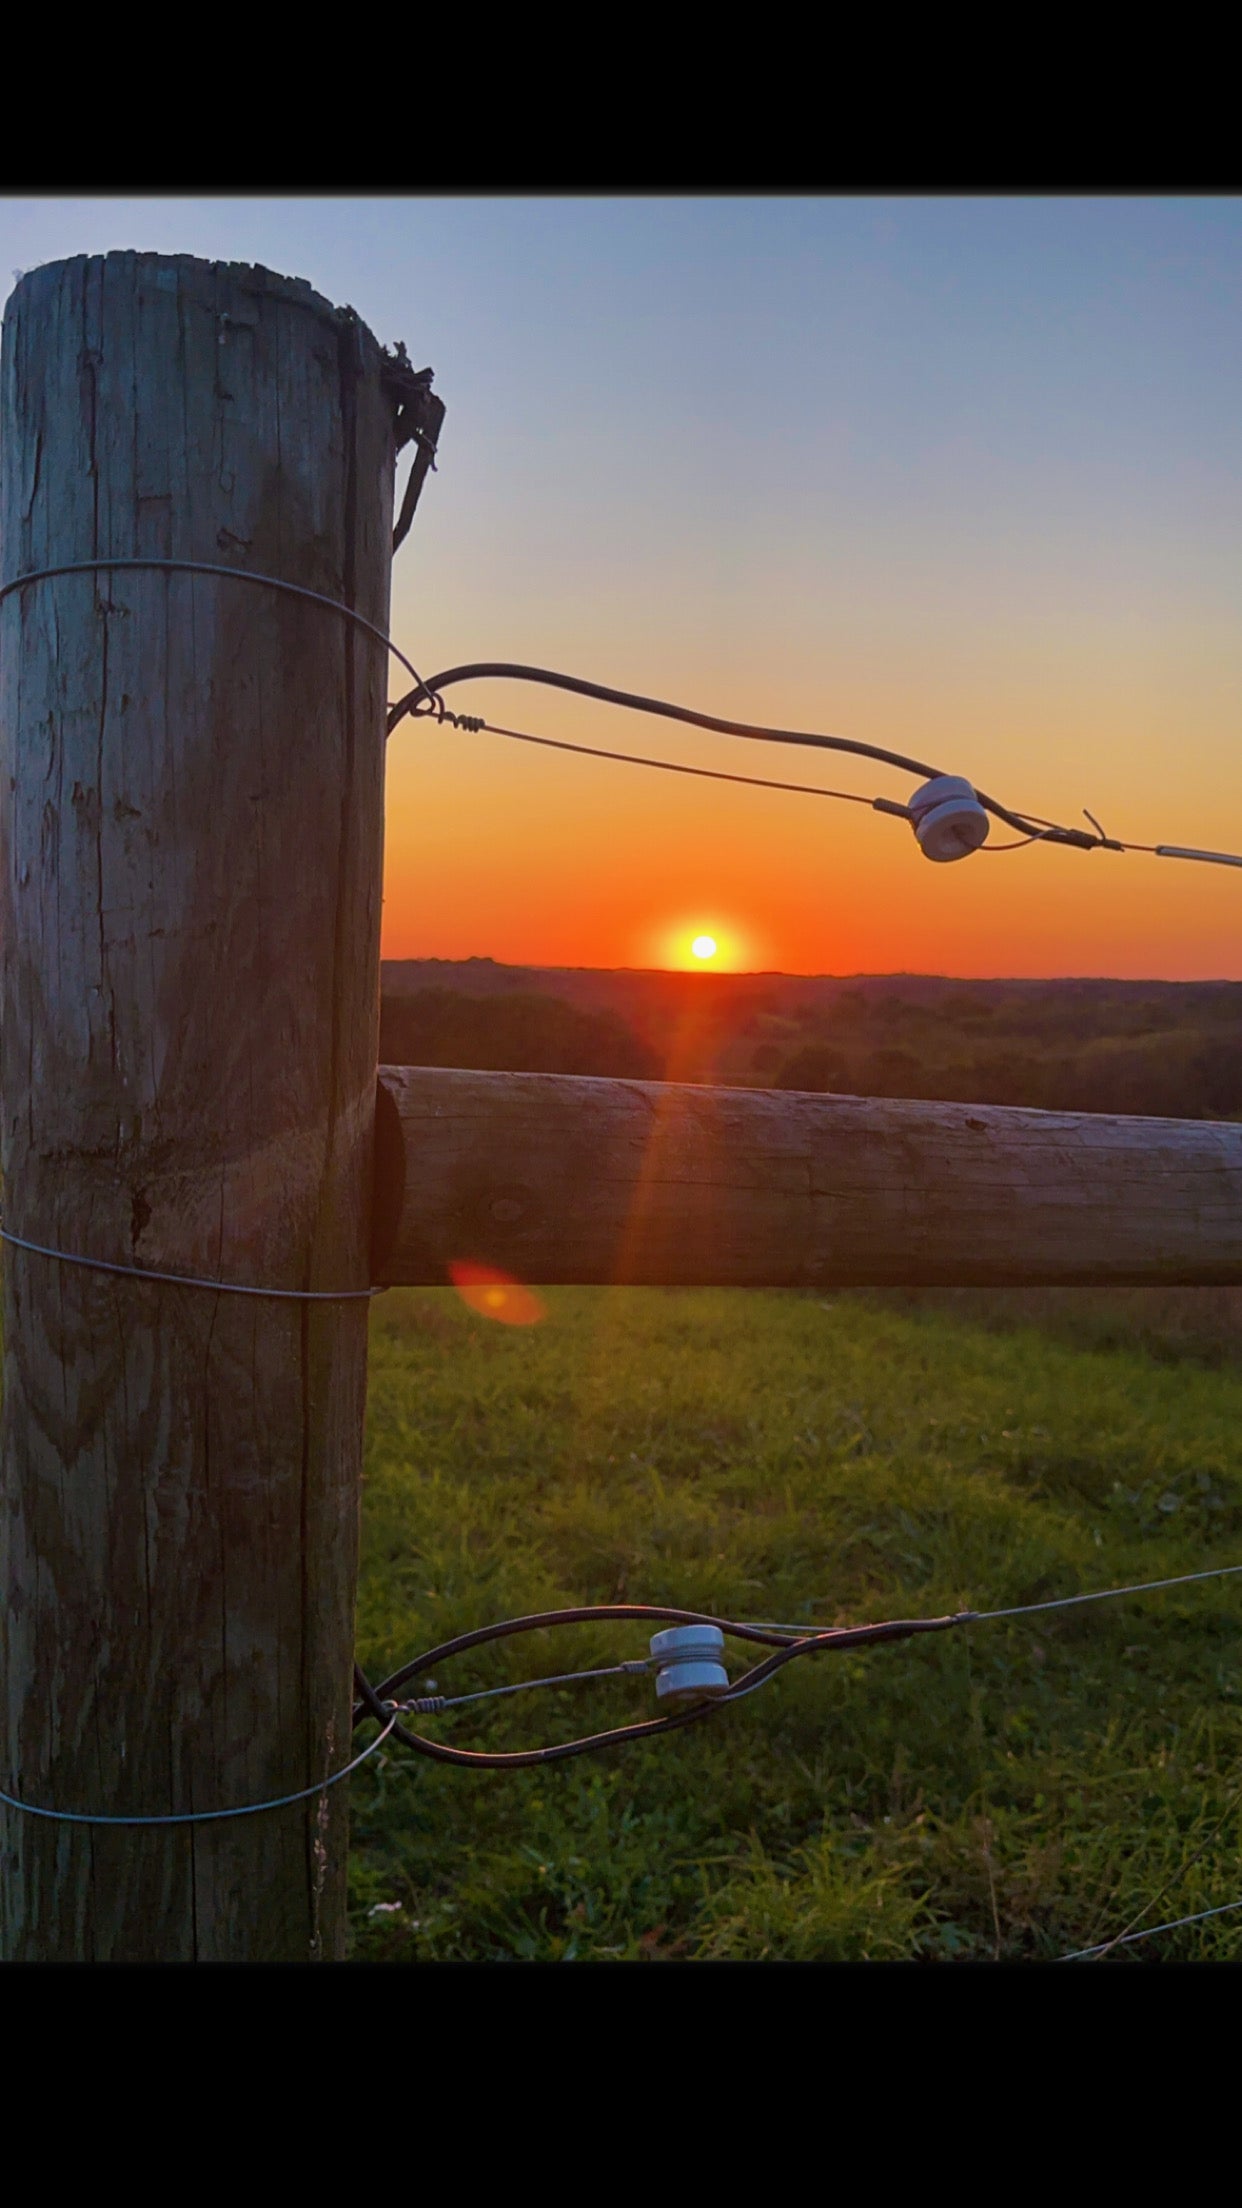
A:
0,556,434,711
1060,1895,1242,1961
470,718,880,808
0,556,411,1307
1061,1769,1242,1961
424,697,1242,872
733,1560,1242,1640
405,1659,652,1714
0,1226,381,1303
0,1715,398,1829
967,1559,1242,1622
1156,845,1242,869
743,1566,1242,1967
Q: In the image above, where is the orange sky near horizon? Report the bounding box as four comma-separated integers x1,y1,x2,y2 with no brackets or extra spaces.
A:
380,649,1242,980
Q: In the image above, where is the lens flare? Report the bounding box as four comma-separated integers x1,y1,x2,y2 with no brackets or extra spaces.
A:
691,935,717,960
448,1260,546,1326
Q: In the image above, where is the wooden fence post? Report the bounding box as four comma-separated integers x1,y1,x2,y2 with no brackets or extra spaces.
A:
0,254,396,1959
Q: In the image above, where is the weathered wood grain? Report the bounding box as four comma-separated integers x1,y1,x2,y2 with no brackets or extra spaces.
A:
373,1068,1242,1287
1,255,395,1960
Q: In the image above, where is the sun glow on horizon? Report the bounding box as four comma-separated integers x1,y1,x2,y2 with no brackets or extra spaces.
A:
640,917,759,971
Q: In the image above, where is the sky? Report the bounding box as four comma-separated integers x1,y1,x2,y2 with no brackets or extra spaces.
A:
3,195,1241,979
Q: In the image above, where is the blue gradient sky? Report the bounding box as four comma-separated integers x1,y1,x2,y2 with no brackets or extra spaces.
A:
3,196,1240,974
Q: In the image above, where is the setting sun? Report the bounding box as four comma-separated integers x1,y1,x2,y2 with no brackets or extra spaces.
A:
643,918,757,971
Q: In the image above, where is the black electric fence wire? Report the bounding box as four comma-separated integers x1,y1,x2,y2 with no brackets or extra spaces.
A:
390,662,1107,850
343,1562,1242,1959
392,666,1242,869
351,1605,964,1769
350,1561,1242,1765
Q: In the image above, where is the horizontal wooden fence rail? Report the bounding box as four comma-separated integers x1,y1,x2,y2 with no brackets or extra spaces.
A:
372,1067,1242,1289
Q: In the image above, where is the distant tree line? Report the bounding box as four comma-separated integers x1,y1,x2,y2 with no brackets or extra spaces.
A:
771,1030,1242,1119
379,989,660,1080
378,981,1242,1118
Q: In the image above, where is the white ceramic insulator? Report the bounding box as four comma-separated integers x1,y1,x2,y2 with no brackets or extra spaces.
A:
650,1624,730,1702
908,775,990,863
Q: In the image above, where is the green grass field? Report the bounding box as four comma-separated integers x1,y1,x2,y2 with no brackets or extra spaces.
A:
348,1286,1242,1961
